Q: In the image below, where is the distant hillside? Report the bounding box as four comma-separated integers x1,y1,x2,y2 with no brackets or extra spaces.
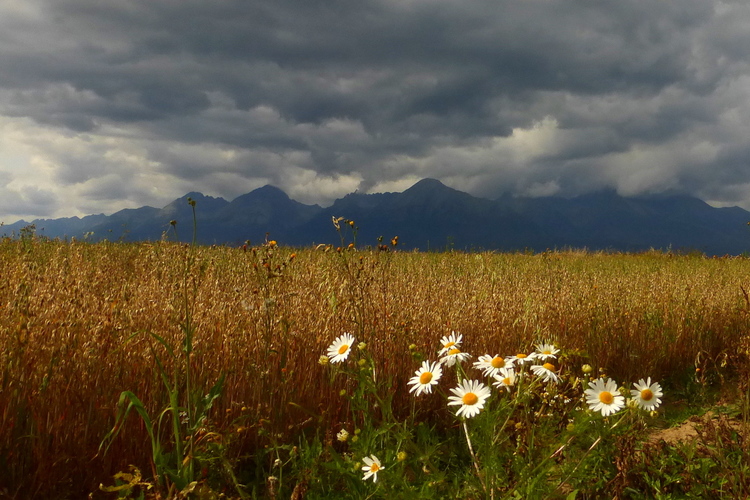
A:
3,179,750,254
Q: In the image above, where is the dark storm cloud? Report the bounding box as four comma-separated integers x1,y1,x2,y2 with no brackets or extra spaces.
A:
13,0,711,128
1,0,750,219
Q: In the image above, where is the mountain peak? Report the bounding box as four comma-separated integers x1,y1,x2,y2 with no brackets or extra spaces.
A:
246,185,291,202
167,191,227,205
405,178,451,193
162,192,229,217
229,185,310,209
401,178,471,203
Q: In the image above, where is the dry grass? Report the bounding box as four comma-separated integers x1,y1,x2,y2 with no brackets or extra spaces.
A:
1,238,749,497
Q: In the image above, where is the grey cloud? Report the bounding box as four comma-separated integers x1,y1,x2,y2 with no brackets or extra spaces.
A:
0,185,59,220
39,1,711,128
1,0,750,219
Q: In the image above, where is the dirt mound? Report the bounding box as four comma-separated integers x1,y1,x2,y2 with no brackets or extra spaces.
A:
649,410,747,445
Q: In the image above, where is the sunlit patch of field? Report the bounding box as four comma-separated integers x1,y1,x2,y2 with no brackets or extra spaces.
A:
1,235,749,497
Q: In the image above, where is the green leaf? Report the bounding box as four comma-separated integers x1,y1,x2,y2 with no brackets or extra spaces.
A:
99,391,157,458
191,373,225,431
147,331,176,359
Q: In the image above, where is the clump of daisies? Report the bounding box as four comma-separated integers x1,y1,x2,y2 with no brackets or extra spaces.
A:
403,335,666,421
406,336,575,420
321,331,668,488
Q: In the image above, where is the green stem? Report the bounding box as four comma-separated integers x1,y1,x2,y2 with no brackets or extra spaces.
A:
463,419,487,496
181,200,198,481
170,374,183,479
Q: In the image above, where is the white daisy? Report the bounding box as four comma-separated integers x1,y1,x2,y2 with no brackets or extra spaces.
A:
440,347,471,367
407,360,443,396
361,454,384,482
530,362,560,383
535,343,560,361
630,377,663,410
492,367,517,392
447,379,491,419
585,378,625,417
505,352,537,366
473,354,512,378
326,333,356,363
438,331,463,356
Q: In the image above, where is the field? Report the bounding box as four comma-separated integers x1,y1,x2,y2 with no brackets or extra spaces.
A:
1,230,750,498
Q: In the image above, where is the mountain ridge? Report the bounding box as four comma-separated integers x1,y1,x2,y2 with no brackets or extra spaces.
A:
3,179,750,255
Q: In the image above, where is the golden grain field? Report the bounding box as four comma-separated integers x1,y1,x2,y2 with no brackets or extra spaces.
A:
1,238,749,497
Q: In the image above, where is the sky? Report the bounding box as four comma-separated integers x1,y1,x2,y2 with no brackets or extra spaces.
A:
2,0,750,222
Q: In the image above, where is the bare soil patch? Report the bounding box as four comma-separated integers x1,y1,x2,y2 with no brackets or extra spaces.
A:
649,410,748,445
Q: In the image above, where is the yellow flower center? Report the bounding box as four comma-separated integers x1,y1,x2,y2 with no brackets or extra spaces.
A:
516,353,527,359
542,363,555,371
490,357,504,368
444,341,455,348
419,372,433,384
640,389,654,401
462,392,479,406
599,391,614,405
370,463,380,472
543,350,552,355
338,344,349,355
502,377,511,385
448,348,461,356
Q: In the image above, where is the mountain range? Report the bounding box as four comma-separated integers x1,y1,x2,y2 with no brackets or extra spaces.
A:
3,178,750,255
